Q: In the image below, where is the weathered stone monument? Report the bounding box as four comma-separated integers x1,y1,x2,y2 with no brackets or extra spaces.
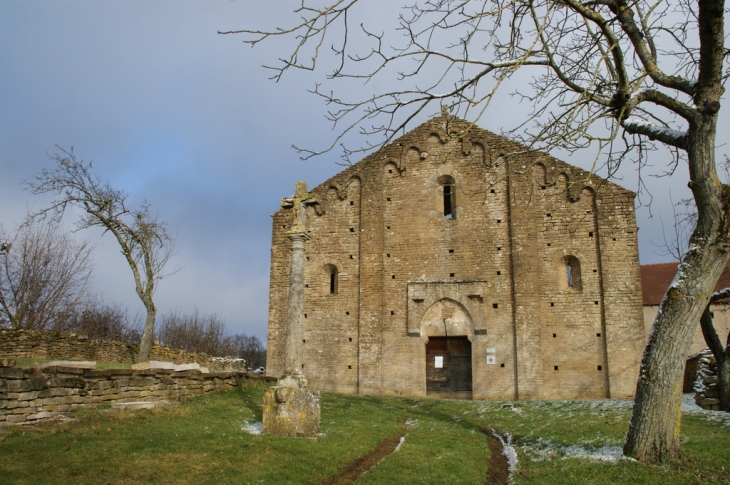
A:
261,181,321,437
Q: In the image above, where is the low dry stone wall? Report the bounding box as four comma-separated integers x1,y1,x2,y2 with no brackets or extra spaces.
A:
693,349,722,410
0,360,274,425
0,329,247,372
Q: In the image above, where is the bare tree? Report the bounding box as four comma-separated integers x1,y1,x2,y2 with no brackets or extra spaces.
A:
27,147,176,362
223,0,729,461
59,298,142,343
700,288,730,410
0,217,94,330
157,309,230,356
230,333,266,369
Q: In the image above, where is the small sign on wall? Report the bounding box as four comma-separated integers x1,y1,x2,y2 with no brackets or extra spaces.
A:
435,356,443,368
486,348,496,365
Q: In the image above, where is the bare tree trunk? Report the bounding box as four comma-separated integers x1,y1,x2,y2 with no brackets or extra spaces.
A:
137,301,156,363
720,352,730,411
700,303,730,411
625,117,728,460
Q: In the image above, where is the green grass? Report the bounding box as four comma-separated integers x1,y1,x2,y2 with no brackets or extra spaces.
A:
0,383,728,484
0,356,133,370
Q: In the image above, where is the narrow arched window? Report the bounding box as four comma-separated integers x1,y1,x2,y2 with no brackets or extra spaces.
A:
324,264,338,295
564,256,582,291
437,175,456,219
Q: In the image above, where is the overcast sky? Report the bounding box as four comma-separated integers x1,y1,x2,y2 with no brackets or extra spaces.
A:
1,1,724,343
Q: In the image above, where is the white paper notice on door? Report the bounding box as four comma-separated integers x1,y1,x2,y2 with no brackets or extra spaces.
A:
435,356,443,368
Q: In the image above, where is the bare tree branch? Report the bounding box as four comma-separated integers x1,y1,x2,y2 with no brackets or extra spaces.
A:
25,147,178,362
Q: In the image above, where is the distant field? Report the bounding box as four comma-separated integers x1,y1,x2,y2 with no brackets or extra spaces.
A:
0,382,728,484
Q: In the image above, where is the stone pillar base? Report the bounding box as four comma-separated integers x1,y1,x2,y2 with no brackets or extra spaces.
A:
262,371,320,437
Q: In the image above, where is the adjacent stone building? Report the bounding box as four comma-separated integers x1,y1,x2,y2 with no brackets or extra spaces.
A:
267,116,645,400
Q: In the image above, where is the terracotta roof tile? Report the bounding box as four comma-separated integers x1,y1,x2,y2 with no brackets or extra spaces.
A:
641,262,730,305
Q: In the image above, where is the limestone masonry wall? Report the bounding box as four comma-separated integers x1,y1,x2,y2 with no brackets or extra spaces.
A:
0,360,273,425
0,329,247,372
268,115,645,401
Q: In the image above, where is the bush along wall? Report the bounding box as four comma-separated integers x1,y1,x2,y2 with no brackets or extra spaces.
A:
0,359,274,425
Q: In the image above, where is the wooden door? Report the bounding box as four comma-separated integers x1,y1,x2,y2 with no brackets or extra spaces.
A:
426,336,472,399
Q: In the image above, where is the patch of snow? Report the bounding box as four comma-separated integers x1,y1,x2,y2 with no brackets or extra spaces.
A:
561,445,625,462
520,439,630,463
394,436,406,452
491,430,518,483
682,393,730,426
241,421,262,435
623,117,687,142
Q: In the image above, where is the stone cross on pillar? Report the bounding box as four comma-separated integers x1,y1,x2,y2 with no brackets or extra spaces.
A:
280,181,318,374
262,181,321,438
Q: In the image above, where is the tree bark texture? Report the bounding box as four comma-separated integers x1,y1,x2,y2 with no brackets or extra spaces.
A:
625,116,728,461
137,303,157,363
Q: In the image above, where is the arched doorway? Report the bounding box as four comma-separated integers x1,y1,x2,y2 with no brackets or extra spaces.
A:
421,299,473,399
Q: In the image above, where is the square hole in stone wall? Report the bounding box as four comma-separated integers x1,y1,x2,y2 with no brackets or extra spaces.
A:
449,249,454,253
596,333,601,337
345,311,350,315
390,311,394,315
597,365,602,371
350,201,354,205
552,333,556,338
554,366,559,371
500,363,505,367
550,302,555,307
492,303,498,309
497,271,501,275
349,337,352,342
391,275,396,279
348,365,352,369
450,273,455,277
349,228,355,232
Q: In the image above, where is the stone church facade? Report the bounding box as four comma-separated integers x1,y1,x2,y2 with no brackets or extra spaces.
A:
267,116,645,400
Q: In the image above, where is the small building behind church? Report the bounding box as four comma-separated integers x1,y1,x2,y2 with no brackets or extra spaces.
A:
267,116,645,400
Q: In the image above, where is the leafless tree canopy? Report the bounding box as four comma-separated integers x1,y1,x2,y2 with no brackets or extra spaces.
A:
26,147,177,362
157,309,230,356
157,309,266,367
222,0,727,172
59,298,142,344
0,217,94,330
224,0,728,462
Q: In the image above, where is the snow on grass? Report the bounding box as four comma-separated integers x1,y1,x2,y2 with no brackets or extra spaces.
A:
682,393,730,426
520,439,629,462
241,421,262,435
